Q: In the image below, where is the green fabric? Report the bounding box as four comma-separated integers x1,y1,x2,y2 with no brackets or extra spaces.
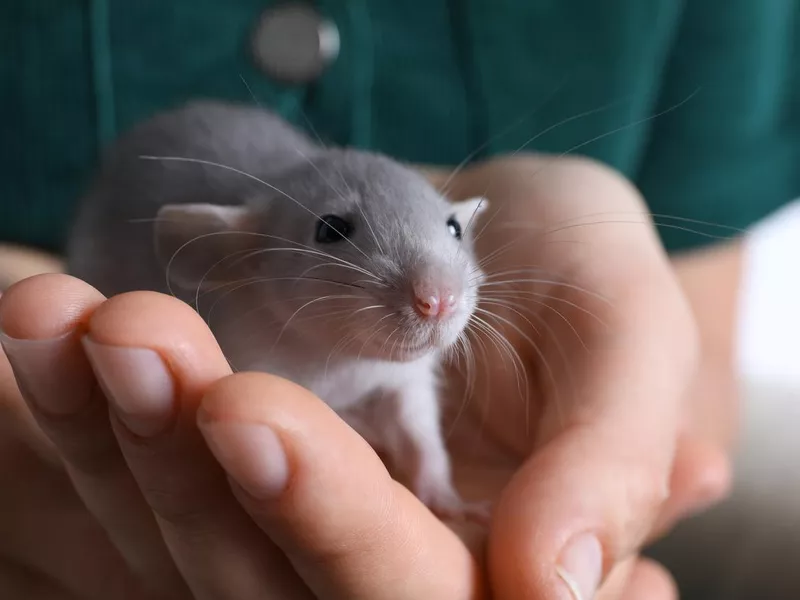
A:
2,0,798,253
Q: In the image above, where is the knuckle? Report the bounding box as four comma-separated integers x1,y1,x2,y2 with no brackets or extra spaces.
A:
492,153,642,200
299,487,405,570
141,478,230,530
64,439,125,480
42,394,126,480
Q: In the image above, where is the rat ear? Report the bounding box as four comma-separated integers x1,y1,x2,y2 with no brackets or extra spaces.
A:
154,203,263,290
452,196,489,228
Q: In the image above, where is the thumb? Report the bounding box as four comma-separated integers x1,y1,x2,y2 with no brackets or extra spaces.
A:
198,372,486,600
489,422,668,600
487,292,697,600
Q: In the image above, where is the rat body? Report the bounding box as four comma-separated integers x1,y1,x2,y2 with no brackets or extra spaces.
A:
67,100,488,520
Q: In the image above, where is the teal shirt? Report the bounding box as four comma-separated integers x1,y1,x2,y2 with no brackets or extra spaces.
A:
2,1,799,253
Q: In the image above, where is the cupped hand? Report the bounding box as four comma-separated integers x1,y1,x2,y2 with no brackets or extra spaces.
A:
0,275,483,600
0,154,732,600
424,155,733,599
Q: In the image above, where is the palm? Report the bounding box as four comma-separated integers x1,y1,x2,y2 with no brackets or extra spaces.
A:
426,156,666,540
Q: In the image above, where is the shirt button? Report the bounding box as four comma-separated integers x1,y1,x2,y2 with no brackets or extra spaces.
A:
252,2,340,85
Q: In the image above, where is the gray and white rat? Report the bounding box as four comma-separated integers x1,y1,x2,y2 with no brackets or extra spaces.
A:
66,100,488,521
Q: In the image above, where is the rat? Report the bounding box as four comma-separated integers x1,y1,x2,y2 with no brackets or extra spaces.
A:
66,100,489,521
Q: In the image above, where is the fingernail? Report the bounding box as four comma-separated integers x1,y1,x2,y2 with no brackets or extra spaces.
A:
82,337,175,437
0,329,93,414
556,533,603,600
199,420,289,499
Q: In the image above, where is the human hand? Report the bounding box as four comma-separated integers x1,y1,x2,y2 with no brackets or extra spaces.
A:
0,242,63,290
670,240,743,454
0,275,483,600
420,155,733,599
0,155,732,600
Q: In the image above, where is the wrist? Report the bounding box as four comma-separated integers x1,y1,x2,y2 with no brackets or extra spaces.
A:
672,241,743,451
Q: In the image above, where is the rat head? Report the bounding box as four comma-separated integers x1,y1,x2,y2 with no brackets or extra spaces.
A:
155,149,487,361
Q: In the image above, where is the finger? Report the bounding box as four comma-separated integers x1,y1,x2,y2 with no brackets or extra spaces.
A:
82,291,312,599
0,333,59,469
0,274,189,599
0,427,141,600
0,560,78,600
650,434,732,541
489,279,698,600
593,557,635,600
198,371,486,600
618,559,678,600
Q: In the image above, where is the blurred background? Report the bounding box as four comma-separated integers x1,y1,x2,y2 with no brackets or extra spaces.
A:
649,378,800,599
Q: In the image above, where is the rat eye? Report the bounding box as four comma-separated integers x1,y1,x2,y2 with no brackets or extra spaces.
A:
316,215,354,243
447,216,462,241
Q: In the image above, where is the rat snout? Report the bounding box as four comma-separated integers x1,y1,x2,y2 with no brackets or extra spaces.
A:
413,282,458,320
410,261,463,322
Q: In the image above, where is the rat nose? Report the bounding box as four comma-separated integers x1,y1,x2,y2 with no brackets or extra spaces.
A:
413,286,458,320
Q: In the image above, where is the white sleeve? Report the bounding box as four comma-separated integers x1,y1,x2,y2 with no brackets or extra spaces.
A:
736,197,800,390
731,198,800,542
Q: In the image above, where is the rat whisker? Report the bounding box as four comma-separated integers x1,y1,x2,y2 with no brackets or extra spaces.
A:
472,310,539,436
479,273,612,306
472,265,554,282
478,299,541,337
439,78,567,195
388,326,408,362
456,197,490,264
469,326,496,441
470,202,505,247
204,276,366,325
351,304,387,316
291,307,361,324
357,321,392,361
295,260,379,285
481,278,608,308
379,324,402,357
470,88,701,210
468,316,516,380
476,238,519,268
444,332,479,439
283,98,359,201
194,241,371,308
324,330,363,378
286,143,386,255
201,274,364,297
539,219,737,242
353,278,389,288
484,288,609,331
529,210,746,235
192,244,367,312
439,80,631,196
138,155,373,261
469,314,527,411
462,334,479,409
479,303,564,431
268,294,366,354
480,296,581,402
161,228,377,299
240,70,337,191
227,293,364,341
228,246,381,281
449,321,492,440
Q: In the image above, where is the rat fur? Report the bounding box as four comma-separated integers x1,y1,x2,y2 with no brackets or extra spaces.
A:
66,100,489,521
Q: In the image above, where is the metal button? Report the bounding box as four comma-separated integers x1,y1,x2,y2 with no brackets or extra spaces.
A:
252,2,340,85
